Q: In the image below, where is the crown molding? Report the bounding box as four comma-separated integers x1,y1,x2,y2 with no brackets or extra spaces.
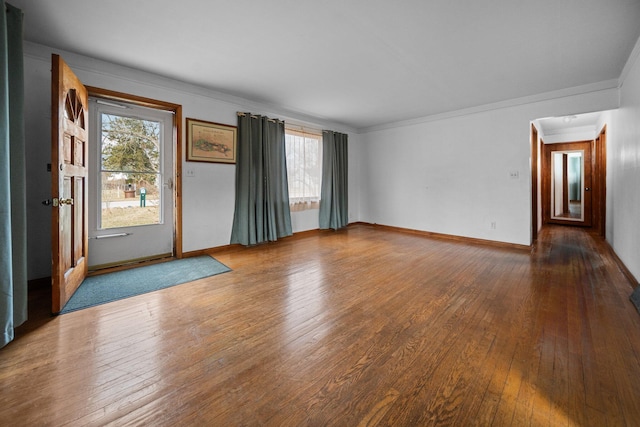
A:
619,33,640,88
24,40,625,137
357,79,620,134
23,41,357,135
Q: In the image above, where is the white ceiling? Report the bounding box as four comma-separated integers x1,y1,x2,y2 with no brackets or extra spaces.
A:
12,0,640,131
536,111,604,139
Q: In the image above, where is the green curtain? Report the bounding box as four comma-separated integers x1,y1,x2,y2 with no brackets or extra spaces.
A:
230,113,292,245
319,130,348,230
1,2,27,348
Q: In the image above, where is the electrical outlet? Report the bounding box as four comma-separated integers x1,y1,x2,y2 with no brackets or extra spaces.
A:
509,170,520,179
185,169,195,177
490,221,496,230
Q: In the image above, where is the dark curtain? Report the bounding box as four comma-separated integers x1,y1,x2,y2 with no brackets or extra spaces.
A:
319,130,348,230
1,1,27,348
230,113,292,245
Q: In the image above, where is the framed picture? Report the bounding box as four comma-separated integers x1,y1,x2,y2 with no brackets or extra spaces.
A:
186,118,237,164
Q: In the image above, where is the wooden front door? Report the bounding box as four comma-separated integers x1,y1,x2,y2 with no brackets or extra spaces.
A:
542,140,593,227
51,54,89,313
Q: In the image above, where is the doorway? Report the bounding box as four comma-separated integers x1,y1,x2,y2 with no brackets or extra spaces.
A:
50,55,183,312
86,87,183,271
531,113,608,240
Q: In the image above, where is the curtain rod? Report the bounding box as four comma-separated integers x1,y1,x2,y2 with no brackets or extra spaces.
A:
286,124,323,136
236,112,282,123
285,123,317,132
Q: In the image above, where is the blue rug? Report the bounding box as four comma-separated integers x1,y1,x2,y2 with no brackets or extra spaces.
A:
631,286,640,314
60,256,231,314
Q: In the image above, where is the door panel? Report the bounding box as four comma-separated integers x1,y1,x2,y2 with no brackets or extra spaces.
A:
88,99,175,269
51,54,89,313
74,177,85,259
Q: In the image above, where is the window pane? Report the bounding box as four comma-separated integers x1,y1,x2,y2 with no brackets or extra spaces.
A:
100,172,161,229
99,112,163,229
101,113,160,173
285,132,322,208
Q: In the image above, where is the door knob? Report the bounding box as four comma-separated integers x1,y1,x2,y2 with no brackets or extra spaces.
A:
585,187,591,191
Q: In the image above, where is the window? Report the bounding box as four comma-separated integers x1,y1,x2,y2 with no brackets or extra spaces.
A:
285,128,322,211
95,102,168,229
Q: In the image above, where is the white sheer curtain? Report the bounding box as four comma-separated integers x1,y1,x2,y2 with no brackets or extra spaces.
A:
285,128,322,211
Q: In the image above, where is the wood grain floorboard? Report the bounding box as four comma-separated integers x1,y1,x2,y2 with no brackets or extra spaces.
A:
1,224,640,426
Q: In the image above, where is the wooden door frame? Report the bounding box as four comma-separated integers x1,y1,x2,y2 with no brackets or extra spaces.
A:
86,86,183,260
594,125,607,238
541,140,594,227
530,123,539,243
562,154,569,214
532,123,607,239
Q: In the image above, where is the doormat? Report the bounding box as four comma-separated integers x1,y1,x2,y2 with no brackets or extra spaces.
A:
631,286,640,315
60,256,231,314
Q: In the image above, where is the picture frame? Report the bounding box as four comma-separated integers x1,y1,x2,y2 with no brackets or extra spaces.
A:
186,118,237,164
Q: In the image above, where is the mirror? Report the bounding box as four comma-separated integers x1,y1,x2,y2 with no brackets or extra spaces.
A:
551,150,584,221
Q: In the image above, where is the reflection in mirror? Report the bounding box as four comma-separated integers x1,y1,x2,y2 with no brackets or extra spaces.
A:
551,150,583,221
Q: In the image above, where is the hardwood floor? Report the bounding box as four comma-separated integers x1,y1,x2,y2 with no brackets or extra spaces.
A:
1,224,640,426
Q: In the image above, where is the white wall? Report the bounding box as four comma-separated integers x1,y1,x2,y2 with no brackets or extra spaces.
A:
607,44,640,282
358,88,619,246
24,43,360,280
24,39,637,280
